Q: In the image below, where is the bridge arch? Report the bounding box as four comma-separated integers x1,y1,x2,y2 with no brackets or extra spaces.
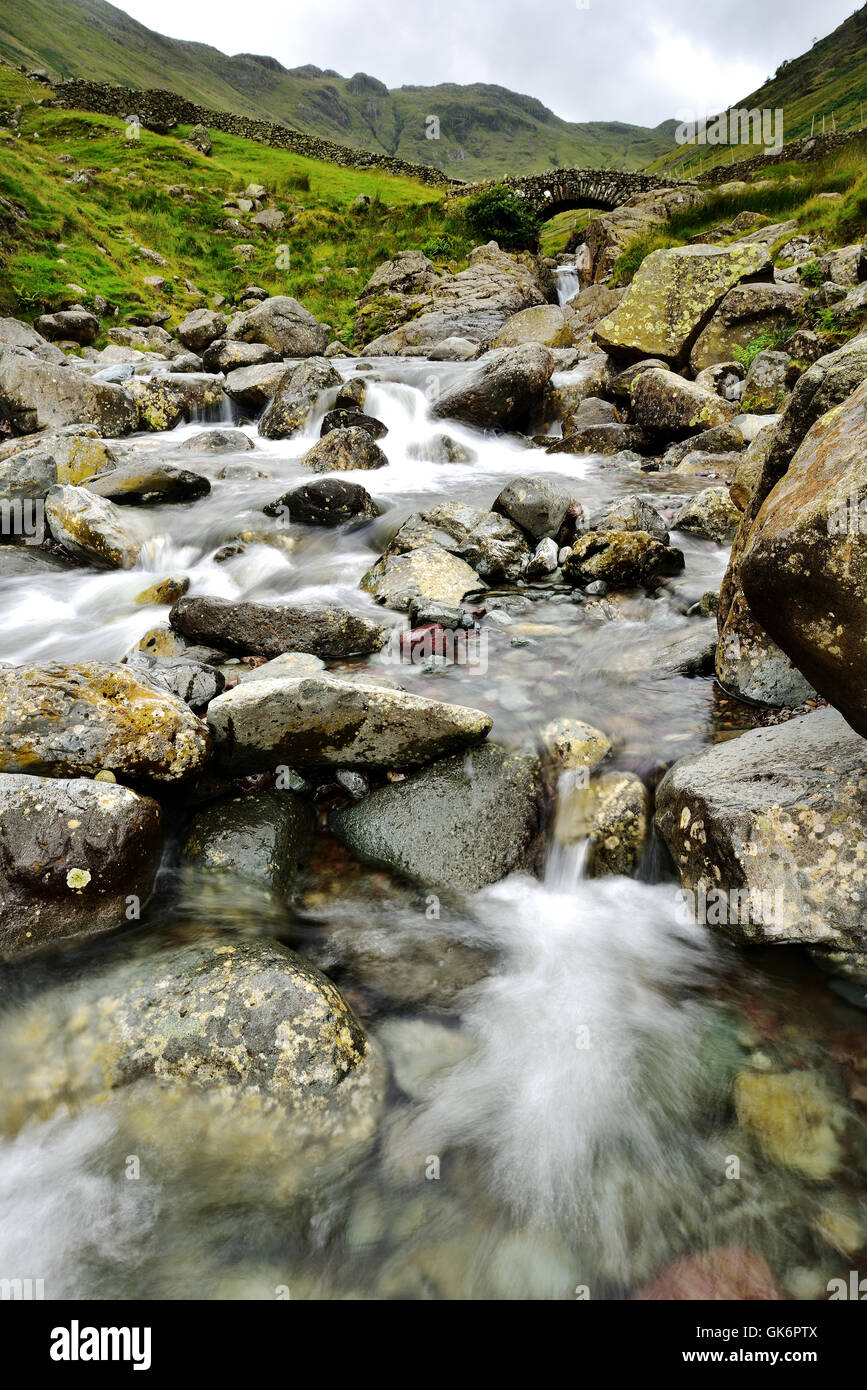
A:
464,168,677,220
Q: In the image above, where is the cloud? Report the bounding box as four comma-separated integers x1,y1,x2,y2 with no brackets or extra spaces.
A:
111,0,857,126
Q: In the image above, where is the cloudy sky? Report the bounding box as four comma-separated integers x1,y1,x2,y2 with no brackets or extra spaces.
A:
111,0,856,126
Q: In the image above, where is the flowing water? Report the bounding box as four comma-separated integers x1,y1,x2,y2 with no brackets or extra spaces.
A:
555,262,580,305
0,353,865,1301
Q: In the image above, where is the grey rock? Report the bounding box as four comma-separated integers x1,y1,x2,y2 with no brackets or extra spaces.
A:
170,594,386,659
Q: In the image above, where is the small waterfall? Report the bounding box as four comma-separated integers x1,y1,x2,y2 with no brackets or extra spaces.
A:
554,263,579,306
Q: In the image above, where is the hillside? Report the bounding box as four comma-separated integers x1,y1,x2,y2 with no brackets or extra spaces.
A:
0,0,676,179
651,3,867,177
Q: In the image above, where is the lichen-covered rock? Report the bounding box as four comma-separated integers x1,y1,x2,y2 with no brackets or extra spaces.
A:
330,745,546,891
554,770,650,876
183,790,315,899
673,487,742,543
542,718,611,772
430,344,555,430
0,934,383,1147
0,772,162,958
630,368,737,434
46,484,142,567
487,304,572,349
224,295,330,356
655,707,867,972
562,530,673,588
361,544,483,612
0,433,117,501
86,461,210,506
300,426,388,473
689,282,806,374
586,496,669,541
125,374,224,431
594,243,773,366
257,358,342,438
0,346,137,436
734,1069,845,1180
170,594,386,659
207,674,492,772
742,349,790,413
0,662,212,781
739,376,867,735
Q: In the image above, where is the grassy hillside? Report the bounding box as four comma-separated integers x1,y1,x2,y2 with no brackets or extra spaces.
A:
0,0,676,179
0,65,474,343
651,4,867,178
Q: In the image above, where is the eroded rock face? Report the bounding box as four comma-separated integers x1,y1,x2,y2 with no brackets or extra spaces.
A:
594,244,773,366
0,773,162,958
170,595,386,659
0,662,212,781
740,377,867,736
430,344,555,430
207,674,492,772
225,295,330,356
330,744,546,891
655,708,867,973
0,346,137,436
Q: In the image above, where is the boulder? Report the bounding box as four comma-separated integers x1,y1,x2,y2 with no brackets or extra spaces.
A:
655,707,867,971
586,496,669,542
207,674,492,772
408,501,529,582
125,374,224,431
0,661,212,781
361,545,484,612
492,476,580,541
689,283,806,373
35,307,99,344
320,408,387,439
177,308,228,353
546,422,654,456
487,304,572,350
562,530,674,588
300,427,388,473
257,359,342,439
45,484,142,567
0,433,116,501
170,594,386,659
225,295,329,356
430,344,555,430
0,772,162,958
265,476,380,526
202,339,280,373
86,462,210,506
177,428,253,454
330,744,545,891
223,362,288,409
742,349,790,412
183,790,315,899
555,770,651,876
594,244,773,366
0,346,137,436
123,651,224,708
673,487,742,543
630,368,737,434
740,376,867,735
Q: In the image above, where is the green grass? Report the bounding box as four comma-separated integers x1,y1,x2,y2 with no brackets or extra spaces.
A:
0,68,477,342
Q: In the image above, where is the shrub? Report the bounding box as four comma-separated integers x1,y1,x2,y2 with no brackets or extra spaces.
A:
461,185,540,250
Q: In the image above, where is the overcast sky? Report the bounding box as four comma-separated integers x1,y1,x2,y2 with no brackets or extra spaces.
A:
111,0,857,126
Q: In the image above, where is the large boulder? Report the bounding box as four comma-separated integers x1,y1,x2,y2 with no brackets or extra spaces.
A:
430,344,555,430
125,374,224,431
0,662,212,781
225,295,329,356
740,377,867,736
492,476,580,541
0,346,137,436
170,595,386,659
383,502,529,583
689,283,806,373
0,433,116,501
361,545,483,612
562,530,673,588
85,461,210,506
264,477,380,527
655,708,867,973
487,304,572,350
581,186,709,287
630,368,737,434
257,359,342,439
35,307,99,345
177,308,228,352
673,487,741,543
207,674,492,772
46,484,142,567
202,339,280,373
330,744,545,891
223,362,288,409
594,244,773,366
0,773,162,958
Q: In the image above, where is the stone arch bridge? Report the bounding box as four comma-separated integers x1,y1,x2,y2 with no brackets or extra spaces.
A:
463,168,679,218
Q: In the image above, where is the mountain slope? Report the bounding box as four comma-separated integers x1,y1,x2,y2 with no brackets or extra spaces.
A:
0,0,676,178
650,3,867,176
